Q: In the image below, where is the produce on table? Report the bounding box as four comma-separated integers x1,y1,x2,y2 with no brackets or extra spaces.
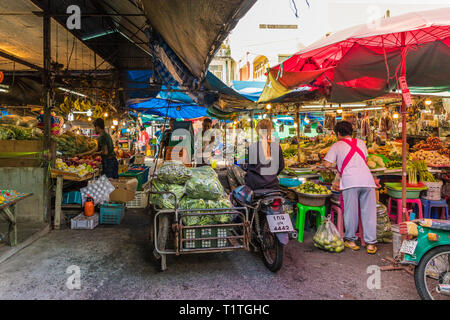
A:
114,147,132,159
313,219,344,253
320,170,336,183
156,161,192,185
55,158,94,177
53,132,97,156
407,161,418,185
413,136,443,151
415,160,437,182
282,146,298,158
296,181,331,195
0,125,41,140
385,160,402,169
411,150,450,167
367,154,385,169
150,180,185,209
185,166,223,200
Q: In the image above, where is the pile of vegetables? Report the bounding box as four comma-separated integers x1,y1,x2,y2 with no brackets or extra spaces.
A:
53,133,97,156
386,160,402,169
411,150,450,167
367,154,385,169
296,181,331,195
156,161,192,185
150,180,186,209
0,125,41,140
150,162,232,226
415,160,437,182
179,197,232,226
185,166,224,200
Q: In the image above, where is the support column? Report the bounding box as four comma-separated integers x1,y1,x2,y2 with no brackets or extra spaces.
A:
43,1,53,224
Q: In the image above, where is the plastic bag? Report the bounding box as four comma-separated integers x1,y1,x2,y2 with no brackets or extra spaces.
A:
185,167,223,200
313,218,345,253
149,180,185,209
156,161,192,185
179,197,232,225
376,203,392,243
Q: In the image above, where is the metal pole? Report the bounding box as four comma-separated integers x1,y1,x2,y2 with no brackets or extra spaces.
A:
43,1,52,224
400,32,408,222
296,105,301,163
250,110,255,145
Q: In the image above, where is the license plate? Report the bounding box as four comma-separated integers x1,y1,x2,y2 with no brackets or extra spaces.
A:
267,214,294,233
400,240,418,255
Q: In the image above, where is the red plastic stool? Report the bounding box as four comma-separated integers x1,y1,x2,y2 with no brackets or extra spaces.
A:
337,194,365,246
388,197,423,224
330,204,344,238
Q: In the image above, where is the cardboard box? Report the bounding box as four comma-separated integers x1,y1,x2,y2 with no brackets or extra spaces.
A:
108,178,138,203
134,155,145,165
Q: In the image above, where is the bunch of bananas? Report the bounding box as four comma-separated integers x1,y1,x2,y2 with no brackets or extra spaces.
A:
58,96,107,118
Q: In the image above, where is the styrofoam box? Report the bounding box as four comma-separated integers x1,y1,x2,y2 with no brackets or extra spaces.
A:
71,213,99,230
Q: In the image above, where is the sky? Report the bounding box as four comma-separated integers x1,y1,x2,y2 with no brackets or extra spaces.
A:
228,0,450,63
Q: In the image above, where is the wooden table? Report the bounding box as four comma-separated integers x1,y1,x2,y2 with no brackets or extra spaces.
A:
0,193,32,246
51,169,99,229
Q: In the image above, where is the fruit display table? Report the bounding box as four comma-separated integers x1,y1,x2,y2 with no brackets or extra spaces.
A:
0,192,32,246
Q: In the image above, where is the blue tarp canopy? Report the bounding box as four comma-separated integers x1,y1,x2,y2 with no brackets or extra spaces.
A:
231,81,265,102
125,70,159,100
128,98,207,119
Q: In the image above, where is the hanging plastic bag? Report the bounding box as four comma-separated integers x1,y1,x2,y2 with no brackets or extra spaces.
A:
313,218,345,253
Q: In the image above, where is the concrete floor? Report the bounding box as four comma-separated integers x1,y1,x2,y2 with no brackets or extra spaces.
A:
0,209,419,300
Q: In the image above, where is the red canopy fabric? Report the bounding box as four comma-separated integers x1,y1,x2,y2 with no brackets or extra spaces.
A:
266,7,450,102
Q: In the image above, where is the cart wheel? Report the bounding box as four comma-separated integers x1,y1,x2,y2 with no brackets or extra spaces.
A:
155,214,170,269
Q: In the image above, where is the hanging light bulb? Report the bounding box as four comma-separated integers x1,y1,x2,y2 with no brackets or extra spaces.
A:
293,122,298,128
111,125,115,129
86,109,92,117
68,113,74,122
266,104,272,110
425,99,432,106
393,112,399,119
336,108,343,114
88,117,92,121
113,119,118,126
104,112,108,118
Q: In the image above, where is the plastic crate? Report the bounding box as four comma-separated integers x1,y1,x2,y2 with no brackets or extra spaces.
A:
119,171,144,190
128,165,150,185
182,226,231,249
62,191,82,205
126,190,149,209
99,203,125,225
71,213,99,230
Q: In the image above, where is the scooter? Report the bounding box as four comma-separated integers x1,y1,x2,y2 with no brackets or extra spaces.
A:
231,186,297,272
399,219,450,300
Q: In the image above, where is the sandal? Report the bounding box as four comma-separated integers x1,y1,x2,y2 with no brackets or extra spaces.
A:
367,245,377,254
344,241,360,251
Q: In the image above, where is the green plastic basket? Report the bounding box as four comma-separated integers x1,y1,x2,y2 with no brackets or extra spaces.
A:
385,182,427,199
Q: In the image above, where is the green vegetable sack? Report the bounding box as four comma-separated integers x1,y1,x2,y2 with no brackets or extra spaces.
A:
185,167,224,200
149,180,185,209
157,161,192,185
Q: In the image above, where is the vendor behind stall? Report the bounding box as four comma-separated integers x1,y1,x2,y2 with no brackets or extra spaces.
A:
323,121,378,254
94,118,119,179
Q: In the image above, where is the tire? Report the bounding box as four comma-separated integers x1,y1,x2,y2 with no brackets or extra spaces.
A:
259,216,284,272
414,245,450,300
